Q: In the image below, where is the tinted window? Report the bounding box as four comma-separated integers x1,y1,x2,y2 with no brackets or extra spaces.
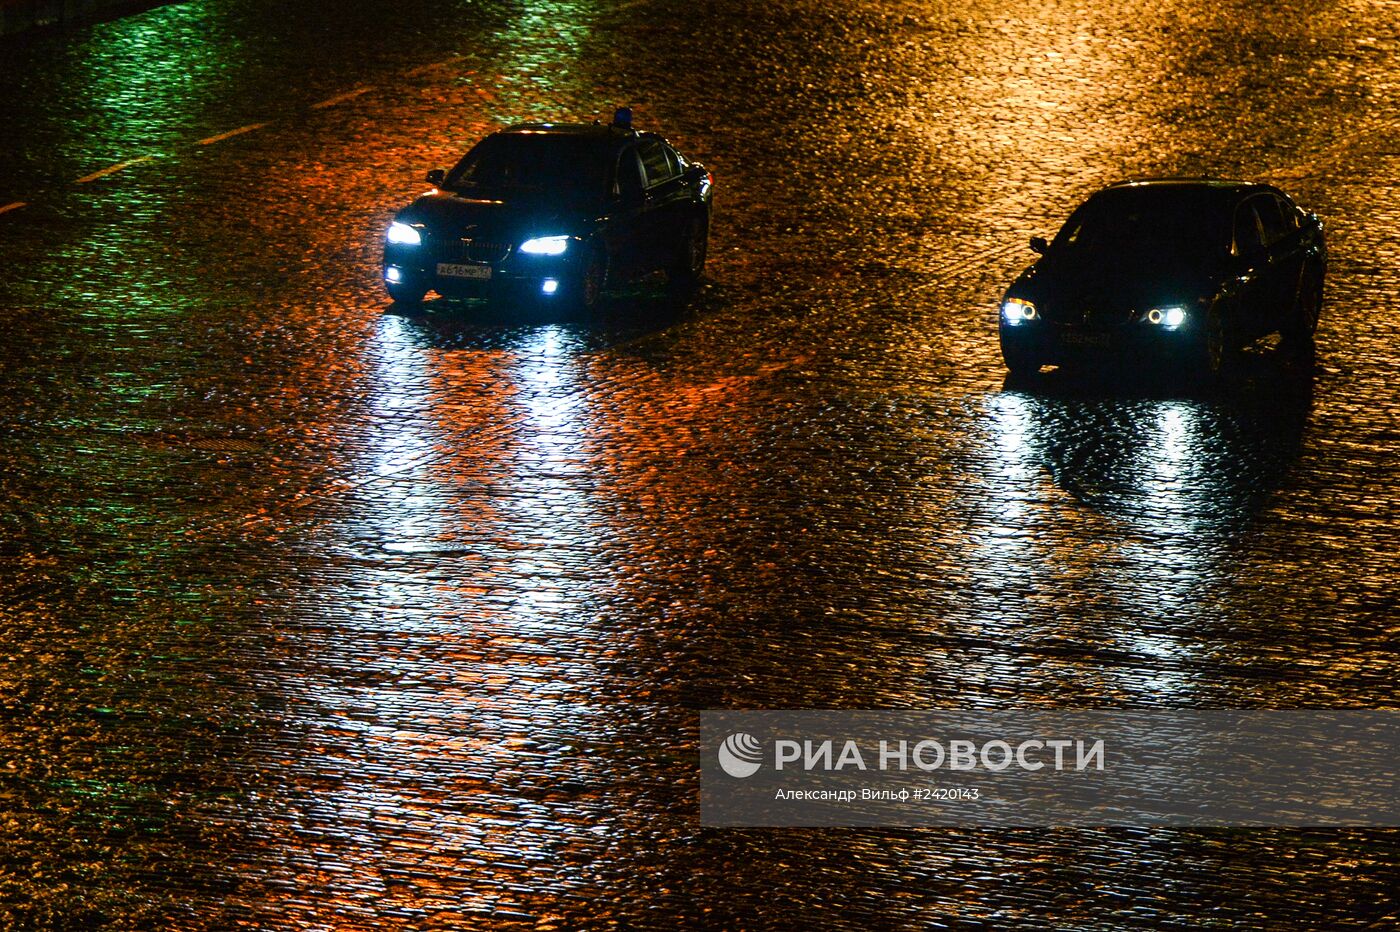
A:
1272,195,1299,234
447,134,611,199
615,149,644,196
1233,203,1264,255
1054,187,1232,263
663,145,683,175
638,139,676,187
1251,195,1291,246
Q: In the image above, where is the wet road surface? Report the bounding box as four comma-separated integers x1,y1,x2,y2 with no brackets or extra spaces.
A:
1,0,1398,927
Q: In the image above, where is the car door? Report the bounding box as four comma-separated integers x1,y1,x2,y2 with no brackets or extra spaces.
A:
1255,193,1307,335
609,145,649,280
635,136,689,272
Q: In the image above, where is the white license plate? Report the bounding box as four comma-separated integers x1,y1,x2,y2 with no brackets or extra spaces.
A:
437,262,491,280
1061,331,1110,348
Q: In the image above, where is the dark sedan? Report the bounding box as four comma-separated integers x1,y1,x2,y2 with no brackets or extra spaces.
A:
383,110,713,308
998,179,1326,378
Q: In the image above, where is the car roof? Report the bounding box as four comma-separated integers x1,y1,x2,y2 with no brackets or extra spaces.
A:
1100,177,1286,200
498,122,636,139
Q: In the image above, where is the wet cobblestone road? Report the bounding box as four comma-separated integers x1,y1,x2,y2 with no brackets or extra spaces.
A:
1,0,1398,927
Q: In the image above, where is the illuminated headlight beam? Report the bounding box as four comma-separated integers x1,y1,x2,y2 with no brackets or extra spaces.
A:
1001,298,1038,324
519,235,570,256
387,221,422,246
1145,306,1186,330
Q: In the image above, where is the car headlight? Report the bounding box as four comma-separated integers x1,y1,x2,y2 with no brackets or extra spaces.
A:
1143,305,1186,329
387,221,422,246
519,235,570,256
1001,298,1038,324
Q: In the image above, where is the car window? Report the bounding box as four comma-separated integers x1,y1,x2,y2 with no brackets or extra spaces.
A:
447,134,611,199
1252,195,1291,246
615,148,644,196
1054,187,1232,262
1232,203,1264,256
638,139,676,188
663,145,683,176
1272,195,1300,234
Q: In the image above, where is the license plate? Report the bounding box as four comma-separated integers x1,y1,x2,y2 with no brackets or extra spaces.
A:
437,262,491,280
1061,331,1110,348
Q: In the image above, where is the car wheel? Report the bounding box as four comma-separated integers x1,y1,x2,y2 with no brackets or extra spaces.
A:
667,215,708,296
386,278,428,305
576,246,609,312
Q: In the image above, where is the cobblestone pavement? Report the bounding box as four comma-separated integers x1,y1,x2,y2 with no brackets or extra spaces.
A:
1,0,1397,927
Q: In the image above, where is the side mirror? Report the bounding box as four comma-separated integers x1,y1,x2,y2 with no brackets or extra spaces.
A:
425,169,446,186
1029,236,1049,255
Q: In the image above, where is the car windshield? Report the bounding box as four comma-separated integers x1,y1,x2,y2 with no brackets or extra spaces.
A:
1052,188,1232,264
445,134,610,200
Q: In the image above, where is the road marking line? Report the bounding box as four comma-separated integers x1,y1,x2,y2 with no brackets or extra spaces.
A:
75,156,151,184
197,122,269,146
406,56,461,76
0,201,26,215
312,86,373,109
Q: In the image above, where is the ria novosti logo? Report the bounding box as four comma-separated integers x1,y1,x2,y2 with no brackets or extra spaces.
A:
717,733,764,778
715,733,1107,779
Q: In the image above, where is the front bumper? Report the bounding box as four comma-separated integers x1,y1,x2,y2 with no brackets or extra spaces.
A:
999,320,1205,369
383,240,584,301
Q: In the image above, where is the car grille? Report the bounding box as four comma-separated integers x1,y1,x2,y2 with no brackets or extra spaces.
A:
430,238,512,265
463,240,510,264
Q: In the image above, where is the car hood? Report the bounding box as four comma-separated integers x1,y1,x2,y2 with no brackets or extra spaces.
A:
396,190,602,243
1016,253,1226,326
